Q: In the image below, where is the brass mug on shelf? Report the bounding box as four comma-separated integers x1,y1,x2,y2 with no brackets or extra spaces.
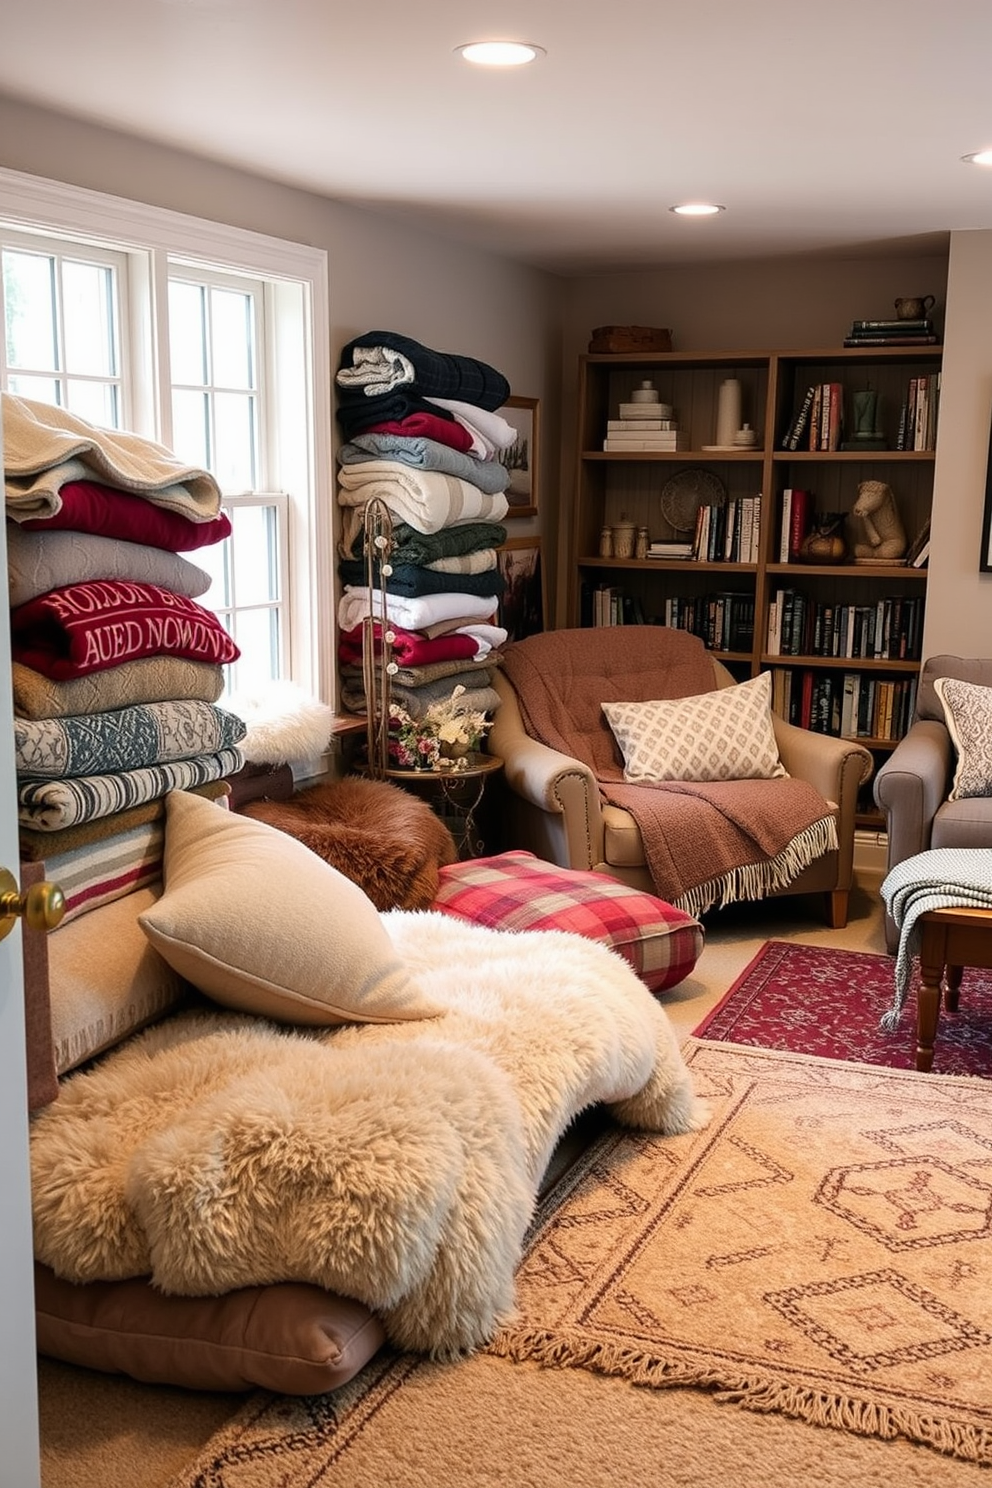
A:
894,295,935,321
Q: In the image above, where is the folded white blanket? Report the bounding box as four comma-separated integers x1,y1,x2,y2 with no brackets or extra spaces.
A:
6,521,212,607
426,398,518,452
337,460,509,541
879,848,992,1029
337,585,498,634
3,393,222,521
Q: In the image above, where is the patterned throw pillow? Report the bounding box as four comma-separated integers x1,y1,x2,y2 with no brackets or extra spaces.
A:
601,671,787,783
935,676,992,799
432,850,703,994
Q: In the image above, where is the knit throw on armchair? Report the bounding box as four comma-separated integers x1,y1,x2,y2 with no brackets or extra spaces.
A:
499,628,837,917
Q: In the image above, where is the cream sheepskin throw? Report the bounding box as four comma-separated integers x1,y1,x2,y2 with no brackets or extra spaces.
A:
30,912,707,1357
225,680,335,765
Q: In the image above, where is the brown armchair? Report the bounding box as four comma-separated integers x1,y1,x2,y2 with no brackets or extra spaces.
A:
874,655,992,951
490,628,873,928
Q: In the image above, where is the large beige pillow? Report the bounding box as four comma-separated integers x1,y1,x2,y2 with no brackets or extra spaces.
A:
138,790,440,1025
602,671,787,783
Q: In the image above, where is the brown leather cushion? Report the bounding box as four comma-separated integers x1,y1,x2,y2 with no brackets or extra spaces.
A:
34,1263,386,1394
241,775,458,910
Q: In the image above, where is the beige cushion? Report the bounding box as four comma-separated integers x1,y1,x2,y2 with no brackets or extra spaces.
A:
47,885,189,1075
138,790,440,1026
601,671,787,783
935,675,992,800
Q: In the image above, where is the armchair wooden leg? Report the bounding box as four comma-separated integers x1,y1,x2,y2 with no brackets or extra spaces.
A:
826,889,849,929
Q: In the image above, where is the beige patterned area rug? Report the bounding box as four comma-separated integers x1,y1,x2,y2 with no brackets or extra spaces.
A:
167,1040,992,1486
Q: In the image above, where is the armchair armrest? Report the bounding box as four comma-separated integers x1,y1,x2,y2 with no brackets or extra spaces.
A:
490,672,605,870
772,718,873,807
873,719,953,873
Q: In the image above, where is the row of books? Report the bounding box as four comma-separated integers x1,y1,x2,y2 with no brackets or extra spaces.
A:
777,487,814,561
781,383,844,451
766,590,923,660
895,374,940,451
658,592,755,653
691,495,762,563
843,316,938,348
585,584,646,627
769,667,918,743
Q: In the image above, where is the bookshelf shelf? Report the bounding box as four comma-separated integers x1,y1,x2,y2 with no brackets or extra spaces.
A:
570,341,942,757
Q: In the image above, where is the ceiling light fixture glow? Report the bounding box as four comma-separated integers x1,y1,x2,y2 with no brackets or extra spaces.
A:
456,41,545,67
962,149,992,167
670,202,725,217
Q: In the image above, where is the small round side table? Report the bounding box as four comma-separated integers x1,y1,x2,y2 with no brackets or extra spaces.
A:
372,753,504,859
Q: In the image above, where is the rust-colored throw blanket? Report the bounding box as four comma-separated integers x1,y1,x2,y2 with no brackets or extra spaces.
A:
500,628,837,915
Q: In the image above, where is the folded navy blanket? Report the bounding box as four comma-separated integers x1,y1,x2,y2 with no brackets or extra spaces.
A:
337,330,510,413
336,390,456,443
337,558,505,600
346,518,508,567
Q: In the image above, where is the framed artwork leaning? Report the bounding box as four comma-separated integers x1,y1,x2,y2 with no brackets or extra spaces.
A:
497,538,544,643
498,396,539,518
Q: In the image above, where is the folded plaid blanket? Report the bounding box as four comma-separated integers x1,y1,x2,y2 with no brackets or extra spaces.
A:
336,331,509,412
15,700,246,779
879,848,992,1030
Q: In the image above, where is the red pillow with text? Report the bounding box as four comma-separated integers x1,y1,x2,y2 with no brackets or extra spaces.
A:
432,850,703,994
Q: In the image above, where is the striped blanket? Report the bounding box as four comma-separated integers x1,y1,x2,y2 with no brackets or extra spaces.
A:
17,747,244,832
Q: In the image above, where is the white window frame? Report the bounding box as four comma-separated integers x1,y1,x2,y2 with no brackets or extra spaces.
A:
0,165,335,707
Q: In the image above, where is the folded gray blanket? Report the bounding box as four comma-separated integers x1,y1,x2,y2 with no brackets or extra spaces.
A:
879,848,992,1030
337,433,510,496
336,331,509,412
7,521,212,607
341,678,502,721
15,700,246,779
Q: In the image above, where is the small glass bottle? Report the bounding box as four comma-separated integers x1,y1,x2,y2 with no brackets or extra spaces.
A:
599,526,613,557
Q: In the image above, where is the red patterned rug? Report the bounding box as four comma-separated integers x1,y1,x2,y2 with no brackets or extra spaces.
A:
694,939,992,1077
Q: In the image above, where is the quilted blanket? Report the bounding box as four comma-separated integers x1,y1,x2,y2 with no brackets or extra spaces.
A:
336,330,510,411
30,911,707,1356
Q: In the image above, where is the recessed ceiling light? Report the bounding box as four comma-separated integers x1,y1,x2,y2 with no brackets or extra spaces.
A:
456,41,545,67
670,203,726,217
962,149,992,167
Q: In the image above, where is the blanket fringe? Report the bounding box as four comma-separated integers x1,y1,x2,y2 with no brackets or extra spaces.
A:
488,1326,992,1465
673,814,838,921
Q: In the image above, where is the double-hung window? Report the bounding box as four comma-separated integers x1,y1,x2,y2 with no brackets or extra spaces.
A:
0,167,334,706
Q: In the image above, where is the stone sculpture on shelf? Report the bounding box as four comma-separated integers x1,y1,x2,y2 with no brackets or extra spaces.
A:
848,479,908,562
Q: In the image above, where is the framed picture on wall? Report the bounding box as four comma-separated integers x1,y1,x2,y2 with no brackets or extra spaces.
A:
981,415,992,571
497,537,544,643
498,395,539,518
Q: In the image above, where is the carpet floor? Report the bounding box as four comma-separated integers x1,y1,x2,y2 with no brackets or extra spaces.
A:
694,939,992,1076
166,1038,992,1485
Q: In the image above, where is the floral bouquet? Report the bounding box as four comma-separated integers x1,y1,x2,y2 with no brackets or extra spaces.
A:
388,686,493,772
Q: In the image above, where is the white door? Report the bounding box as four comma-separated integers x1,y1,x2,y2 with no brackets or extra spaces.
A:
0,423,42,1483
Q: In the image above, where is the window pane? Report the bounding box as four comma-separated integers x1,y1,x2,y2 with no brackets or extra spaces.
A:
171,387,210,468
195,537,231,607
3,249,57,371
7,373,58,405
231,504,279,606
230,606,280,688
211,288,254,389
213,391,256,490
62,260,116,376
66,381,119,427
168,280,207,385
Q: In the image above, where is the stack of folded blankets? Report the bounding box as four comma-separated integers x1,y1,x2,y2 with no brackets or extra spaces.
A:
334,330,513,724
4,391,246,922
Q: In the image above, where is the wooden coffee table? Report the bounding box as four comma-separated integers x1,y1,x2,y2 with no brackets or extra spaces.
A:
915,906,992,1071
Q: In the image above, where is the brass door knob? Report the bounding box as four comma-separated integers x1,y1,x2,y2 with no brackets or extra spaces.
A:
0,867,65,941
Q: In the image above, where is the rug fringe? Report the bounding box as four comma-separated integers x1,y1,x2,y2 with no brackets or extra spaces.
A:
488,1327,992,1465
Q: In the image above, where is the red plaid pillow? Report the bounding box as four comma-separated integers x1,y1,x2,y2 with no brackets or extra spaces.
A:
432,850,703,994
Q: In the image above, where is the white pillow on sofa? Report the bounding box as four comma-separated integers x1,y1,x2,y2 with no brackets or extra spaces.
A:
602,671,787,784
138,790,440,1026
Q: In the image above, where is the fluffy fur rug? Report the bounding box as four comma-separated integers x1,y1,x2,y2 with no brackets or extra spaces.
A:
241,775,458,910
30,912,707,1357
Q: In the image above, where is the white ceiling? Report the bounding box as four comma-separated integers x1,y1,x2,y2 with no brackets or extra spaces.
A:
2,0,992,274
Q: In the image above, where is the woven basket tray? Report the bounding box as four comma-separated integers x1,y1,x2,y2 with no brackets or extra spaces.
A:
588,325,673,354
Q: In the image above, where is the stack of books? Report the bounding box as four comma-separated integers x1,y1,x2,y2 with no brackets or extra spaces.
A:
843,317,938,348
781,383,843,450
602,398,687,452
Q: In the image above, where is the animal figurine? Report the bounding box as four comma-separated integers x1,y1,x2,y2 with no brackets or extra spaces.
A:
848,480,907,561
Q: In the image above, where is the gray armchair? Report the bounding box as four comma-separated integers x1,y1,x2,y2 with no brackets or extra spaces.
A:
874,655,992,950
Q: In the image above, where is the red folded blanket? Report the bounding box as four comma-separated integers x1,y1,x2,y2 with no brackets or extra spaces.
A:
12,580,240,679
338,621,481,668
19,479,232,552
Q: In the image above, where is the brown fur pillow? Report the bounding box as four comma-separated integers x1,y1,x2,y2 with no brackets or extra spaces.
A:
240,775,458,911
